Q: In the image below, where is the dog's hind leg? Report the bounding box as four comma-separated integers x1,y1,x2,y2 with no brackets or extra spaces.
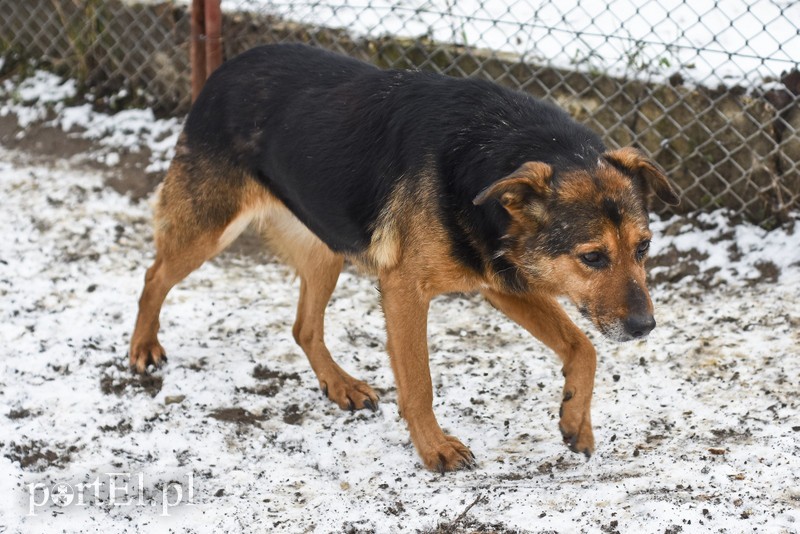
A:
129,155,258,373
130,252,205,374
262,209,380,411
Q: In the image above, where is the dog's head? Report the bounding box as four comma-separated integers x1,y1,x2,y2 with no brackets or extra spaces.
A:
474,147,679,342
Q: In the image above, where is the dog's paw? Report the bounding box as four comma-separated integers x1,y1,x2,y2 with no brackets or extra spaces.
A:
418,435,476,473
320,371,380,412
558,393,595,458
129,339,167,374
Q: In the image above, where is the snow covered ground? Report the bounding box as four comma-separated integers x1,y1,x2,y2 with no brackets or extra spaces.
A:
1,72,800,533
225,0,800,87
0,71,181,174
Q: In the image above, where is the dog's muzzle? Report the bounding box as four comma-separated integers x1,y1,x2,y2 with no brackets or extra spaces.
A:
622,313,656,340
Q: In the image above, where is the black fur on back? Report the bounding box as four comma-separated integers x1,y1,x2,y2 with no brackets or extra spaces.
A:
184,44,607,272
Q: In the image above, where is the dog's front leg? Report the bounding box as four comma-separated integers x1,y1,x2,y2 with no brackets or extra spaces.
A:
380,272,476,472
483,289,597,457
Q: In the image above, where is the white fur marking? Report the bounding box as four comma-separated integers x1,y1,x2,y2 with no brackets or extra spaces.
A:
217,211,254,252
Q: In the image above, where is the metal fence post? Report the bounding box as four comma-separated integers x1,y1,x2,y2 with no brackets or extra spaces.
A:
190,0,206,102
191,0,221,102
205,0,223,81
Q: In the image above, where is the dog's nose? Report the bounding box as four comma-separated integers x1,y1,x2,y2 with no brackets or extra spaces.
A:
624,314,656,338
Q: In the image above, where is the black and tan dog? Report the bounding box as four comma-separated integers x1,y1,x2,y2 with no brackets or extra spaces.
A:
130,44,678,472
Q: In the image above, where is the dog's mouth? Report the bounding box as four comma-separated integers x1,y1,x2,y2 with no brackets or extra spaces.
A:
580,307,637,343
598,321,638,342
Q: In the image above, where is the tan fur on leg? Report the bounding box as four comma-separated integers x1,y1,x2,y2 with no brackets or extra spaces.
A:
258,205,379,411
380,269,476,472
129,156,264,373
482,289,596,457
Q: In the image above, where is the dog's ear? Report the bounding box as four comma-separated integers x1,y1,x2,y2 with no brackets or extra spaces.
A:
473,162,553,217
603,147,679,206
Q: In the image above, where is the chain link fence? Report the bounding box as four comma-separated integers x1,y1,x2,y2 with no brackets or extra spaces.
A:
1,0,799,224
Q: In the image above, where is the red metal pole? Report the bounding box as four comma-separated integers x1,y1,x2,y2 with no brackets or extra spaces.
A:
204,0,223,80
190,0,206,102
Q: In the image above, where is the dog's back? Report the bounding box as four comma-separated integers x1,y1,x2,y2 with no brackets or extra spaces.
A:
184,44,606,258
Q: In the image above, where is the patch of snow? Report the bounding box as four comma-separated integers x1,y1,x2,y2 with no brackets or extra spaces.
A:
14,70,77,104
66,106,182,164
101,152,121,166
650,210,800,286
0,72,181,172
58,103,94,132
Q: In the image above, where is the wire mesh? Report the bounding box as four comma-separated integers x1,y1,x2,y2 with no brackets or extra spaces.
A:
1,0,798,223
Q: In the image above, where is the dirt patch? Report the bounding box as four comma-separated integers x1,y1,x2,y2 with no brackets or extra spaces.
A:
709,427,754,446
752,260,780,284
4,440,79,471
99,363,163,397
208,407,265,425
0,113,92,158
282,404,303,425
648,246,709,286
7,408,33,419
0,113,160,202
220,365,305,405
253,364,301,383
179,357,208,372
103,163,163,202
236,384,282,397
417,495,532,534
426,521,526,534
99,420,133,435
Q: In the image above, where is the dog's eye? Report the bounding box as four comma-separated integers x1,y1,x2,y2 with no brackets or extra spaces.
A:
636,239,651,260
580,251,609,269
